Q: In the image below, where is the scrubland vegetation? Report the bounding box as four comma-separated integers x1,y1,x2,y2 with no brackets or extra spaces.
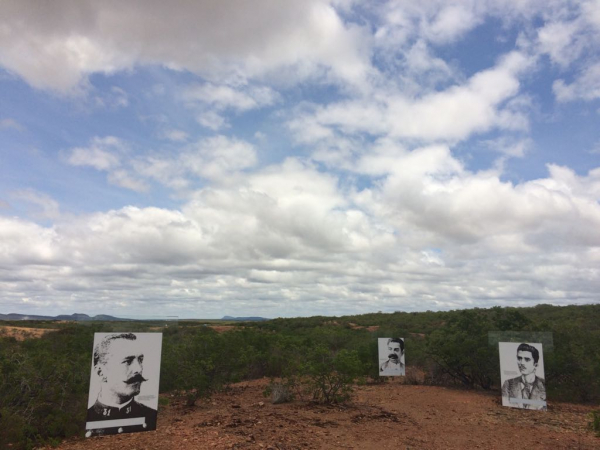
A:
1,304,599,449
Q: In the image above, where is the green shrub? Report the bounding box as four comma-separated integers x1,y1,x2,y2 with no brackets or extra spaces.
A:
590,410,600,436
426,310,499,389
301,346,362,404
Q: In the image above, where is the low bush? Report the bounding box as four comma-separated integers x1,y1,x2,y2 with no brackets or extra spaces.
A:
590,410,600,436
301,346,363,404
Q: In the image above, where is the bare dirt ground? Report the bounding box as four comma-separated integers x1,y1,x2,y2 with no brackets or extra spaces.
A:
209,325,239,333
49,378,598,450
0,326,57,341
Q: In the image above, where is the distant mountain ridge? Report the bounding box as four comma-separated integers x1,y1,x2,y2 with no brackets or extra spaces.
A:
0,313,128,321
221,316,269,322
0,313,270,322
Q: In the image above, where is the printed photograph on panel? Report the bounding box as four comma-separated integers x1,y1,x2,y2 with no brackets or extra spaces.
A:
85,333,163,437
378,337,405,376
499,342,546,410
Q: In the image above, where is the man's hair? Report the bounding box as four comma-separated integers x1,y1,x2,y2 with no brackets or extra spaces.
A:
517,343,539,364
93,333,137,367
387,338,404,353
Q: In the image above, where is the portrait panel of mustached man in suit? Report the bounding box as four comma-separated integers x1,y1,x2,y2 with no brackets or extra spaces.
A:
378,337,405,376
86,333,162,437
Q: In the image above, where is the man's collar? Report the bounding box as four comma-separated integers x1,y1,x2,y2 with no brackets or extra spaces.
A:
519,374,537,387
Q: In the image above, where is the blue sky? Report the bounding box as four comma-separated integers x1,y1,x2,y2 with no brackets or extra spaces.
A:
1,0,599,319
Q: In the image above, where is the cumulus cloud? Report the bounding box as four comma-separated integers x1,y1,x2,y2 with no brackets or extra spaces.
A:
355,145,600,252
159,129,189,143
65,135,259,192
65,136,149,192
0,0,371,93
482,136,533,158
553,62,600,102
422,4,483,44
538,20,586,68
2,154,600,316
184,136,258,182
532,1,600,105
10,189,61,220
372,0,483,49
183,83,279,131
0,216,59,265
184,83,279,112
107,170,149,193
65,136,124,170
289,50,532,156
197,111,229,131
133,135,258,188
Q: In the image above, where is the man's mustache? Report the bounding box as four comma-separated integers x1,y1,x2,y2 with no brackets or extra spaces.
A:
125,374,148,384
388,354,399,360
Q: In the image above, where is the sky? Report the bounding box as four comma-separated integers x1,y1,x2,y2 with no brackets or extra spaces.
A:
1,0,599,319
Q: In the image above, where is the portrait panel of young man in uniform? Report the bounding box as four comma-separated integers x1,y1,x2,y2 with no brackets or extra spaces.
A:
499,342,546,411
85,332,163,437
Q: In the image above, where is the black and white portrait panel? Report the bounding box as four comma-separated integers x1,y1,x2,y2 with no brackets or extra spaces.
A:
378,337,405,376
499,342,546,411
85,332,163,437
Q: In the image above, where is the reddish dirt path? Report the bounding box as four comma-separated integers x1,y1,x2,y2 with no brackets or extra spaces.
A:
50,379,598,450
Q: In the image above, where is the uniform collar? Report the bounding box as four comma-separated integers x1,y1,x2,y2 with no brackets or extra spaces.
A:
97,396,134,410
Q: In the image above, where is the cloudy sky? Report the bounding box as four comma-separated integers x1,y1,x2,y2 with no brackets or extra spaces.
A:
1,0,599,319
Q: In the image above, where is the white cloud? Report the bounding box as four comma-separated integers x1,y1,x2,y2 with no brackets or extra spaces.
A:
482,136,533,158
355,145,600,251
0,216,59,265
11,189,61,220
107,170,149,193
2,154,600,316
386,52,529,140
184,83,279,112
583,0,600,28
553,62,600,102
537,20,585,68
290,51,532,152
65,136,150,192
132,156,188,190
184,136,257,182
133,135,257,188
423,4,483,44
160,129,189,142
372,0,553,52
0,1,371,94
66,136,124,170
372,1,482,49
402,40,456,87
197,111,228,131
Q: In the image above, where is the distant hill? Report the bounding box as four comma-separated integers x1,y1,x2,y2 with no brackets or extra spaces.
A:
0,312,129,321
0,312,269,322
221,315,269,322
